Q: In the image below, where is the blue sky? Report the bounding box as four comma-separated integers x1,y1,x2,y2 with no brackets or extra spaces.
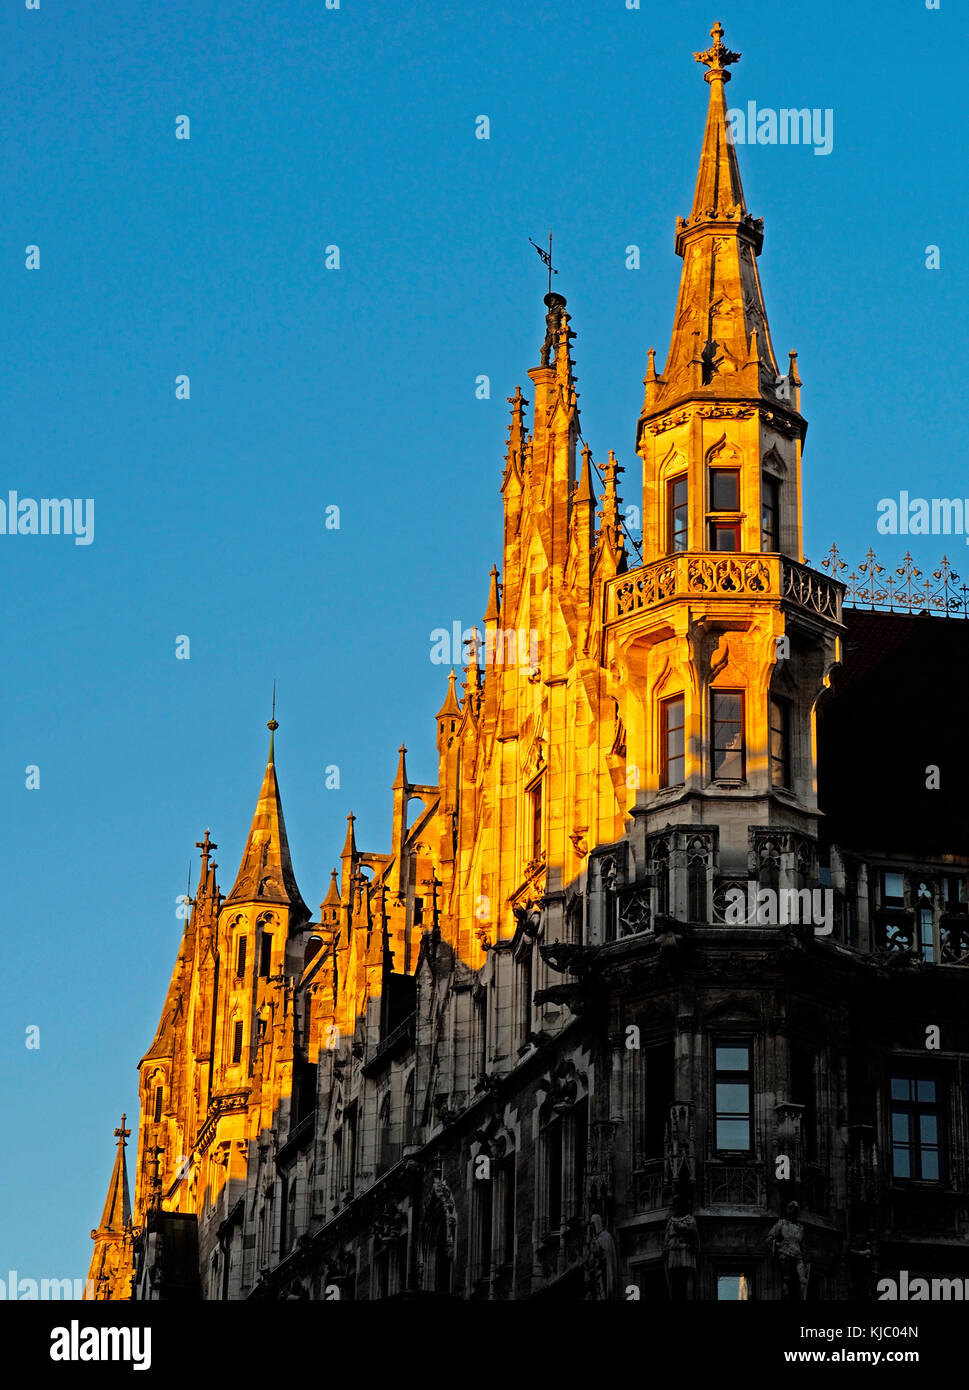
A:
0,0,961,1284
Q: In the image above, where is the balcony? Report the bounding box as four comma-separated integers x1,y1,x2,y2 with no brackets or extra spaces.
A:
605,553,843,626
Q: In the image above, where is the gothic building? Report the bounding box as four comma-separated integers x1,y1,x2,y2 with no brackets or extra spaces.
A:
87,23,969,1302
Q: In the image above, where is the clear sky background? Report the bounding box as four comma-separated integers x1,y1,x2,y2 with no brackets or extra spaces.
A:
0,0,962,1285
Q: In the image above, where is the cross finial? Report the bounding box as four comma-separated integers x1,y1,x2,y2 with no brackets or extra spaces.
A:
268,681,278,734
114,1114,131,1145
694,20,741,81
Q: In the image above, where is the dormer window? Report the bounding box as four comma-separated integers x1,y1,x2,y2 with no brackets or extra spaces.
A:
708,468,741,550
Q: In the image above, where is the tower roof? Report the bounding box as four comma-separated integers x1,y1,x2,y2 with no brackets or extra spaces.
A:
97,1116,131,1234
435,669,461,720
224,721,310,921
644,21,780,418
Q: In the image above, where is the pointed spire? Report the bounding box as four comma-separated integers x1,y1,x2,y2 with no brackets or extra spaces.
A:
502,386,529,489
341,812,357,860
323,868,341,908
484,565,500,624
435,668,462,720
224,716,309,921
97,1116,132,1234
392,744,409,791
689,21,745,221
594,450,627,575
642,21,778,417
575,442,595,504
462,625,482,707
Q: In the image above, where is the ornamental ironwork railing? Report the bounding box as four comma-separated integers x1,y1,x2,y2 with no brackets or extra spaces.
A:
605,552,844,624
816,545,969,618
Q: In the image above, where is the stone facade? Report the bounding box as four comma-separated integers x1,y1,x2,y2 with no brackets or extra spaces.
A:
87,23,969,1302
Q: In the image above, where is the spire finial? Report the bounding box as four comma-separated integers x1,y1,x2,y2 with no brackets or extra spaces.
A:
267,682,278,760
694,20,741,82
114,1114,131,1146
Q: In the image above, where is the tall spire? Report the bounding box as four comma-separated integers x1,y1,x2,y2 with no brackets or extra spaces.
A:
224,715,309,921
98,1116,132,1234
690,20,744,221
640,20,780,427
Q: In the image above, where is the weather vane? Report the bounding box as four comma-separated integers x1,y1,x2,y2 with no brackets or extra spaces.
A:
529,231,558,297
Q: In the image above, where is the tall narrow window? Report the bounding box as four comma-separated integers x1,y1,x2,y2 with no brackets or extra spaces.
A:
660,696,685,788
544,1122,563,1232
668,475,689,552
708,468,741,550
530,782,543,860
496,1156,516,1266
259,931,272,978
473,1165,493,1282
761,475,780,550
232,1020,244,1065
403,1071,415,1148
917,881,935,963
345,1103,358,1199
235,936,247,977
711,690,745,780
769,695,791,789
475,993,488,1077
890,1077,941,1181
572,1098,588,1220
791,1045,818,1164
715,1042,752,1152
644,1041,674,1159
519,951,532,1045
153,1084,164,1124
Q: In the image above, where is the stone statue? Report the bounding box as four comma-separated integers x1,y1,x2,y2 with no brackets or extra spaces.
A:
584,1213,618,1300
767,1201,810,1300
663,1194,699,1300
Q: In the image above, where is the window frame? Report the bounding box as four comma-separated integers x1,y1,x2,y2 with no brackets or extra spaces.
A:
707,466,742,552
660,694,686,789
667,474,689,553
761,473,780,551
714,1040,754,1155
769,694,792,790
889,1074,943,1183
710,689,746,782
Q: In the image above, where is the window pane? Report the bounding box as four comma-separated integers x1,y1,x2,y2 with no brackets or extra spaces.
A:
711,470,739,511
716,1046,749,1071
716,1083,750,1113
920,1114,938,1145
893,1147,911,1178
890,1077,911,1100
921,1149,940,1181
715,693,741,722
883,872,905,902
711,522,739,551
717,1273,751,1301
917,1080,936,1102
891,1112,910,1144
716,1119,750,1149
